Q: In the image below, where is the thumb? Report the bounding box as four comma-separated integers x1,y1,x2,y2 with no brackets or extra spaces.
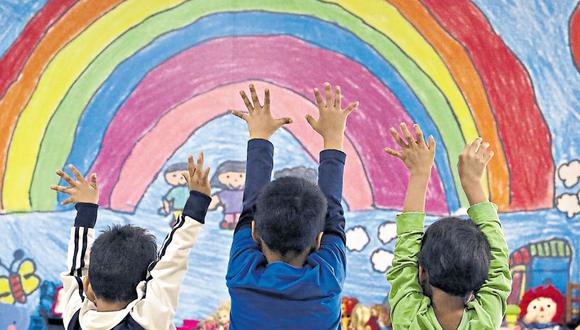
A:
90,173,98,188
305,114,317,129
181,172,190,185
276,117,293,127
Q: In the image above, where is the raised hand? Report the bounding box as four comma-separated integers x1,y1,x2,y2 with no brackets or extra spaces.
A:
232,84,292,140
458,138,494,205
384,123,436,177
306,83,358,151
384,123,435,212
183,152,211,197
50,165,98,205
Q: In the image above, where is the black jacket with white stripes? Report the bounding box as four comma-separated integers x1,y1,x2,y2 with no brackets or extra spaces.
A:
61,191,211,330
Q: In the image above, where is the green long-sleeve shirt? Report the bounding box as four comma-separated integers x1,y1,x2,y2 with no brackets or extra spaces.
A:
386,202,512,329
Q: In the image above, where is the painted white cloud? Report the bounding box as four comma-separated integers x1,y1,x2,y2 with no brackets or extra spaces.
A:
377,222,397,245
370,249,394,273
345,226,370,252
558,160,580,188
556,192,580,218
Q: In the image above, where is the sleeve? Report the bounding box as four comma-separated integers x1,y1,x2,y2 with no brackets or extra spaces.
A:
232,139,273,238
131,191,210,329
317,149,346,242
227,139,273,279
313,150,347,279
60,203,97,329
386,212,426,328
468,202,512,328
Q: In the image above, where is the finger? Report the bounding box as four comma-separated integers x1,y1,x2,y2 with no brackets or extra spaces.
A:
305,114,318,129
68,165,86,183
56,169,76,187
333,86,341,110
188,155,196,178
389,127,408,148
50,185,72,193
202,167,211,183
196,152,204,177
239,90,254,112
264,88,270,111
89,173,98,188
477,142,490,157
483,150,494,164
344,101,359,115
400,123,415,147
384,147,403,159
181,172,190,186
275,117,293,127
249,84,261,108
428,136,436,152
324,83,332,107
61,197,75,206
469,137,483,154
413,124,426,147
313,88,324,109
230,110,249,122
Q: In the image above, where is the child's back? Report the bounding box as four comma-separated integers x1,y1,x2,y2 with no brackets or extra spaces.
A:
383,125,512,329
227,83,358,329
53,152,213,329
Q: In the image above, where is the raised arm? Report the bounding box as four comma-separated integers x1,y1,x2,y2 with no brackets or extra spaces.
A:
306,83,358,242
384,123,436,323
459,138,511,328
50,165,99,327
231,84,292,233
132,152,211,329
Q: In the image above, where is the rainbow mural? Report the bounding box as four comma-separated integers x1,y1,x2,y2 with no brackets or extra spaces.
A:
0,0,556,215
1,0,578,326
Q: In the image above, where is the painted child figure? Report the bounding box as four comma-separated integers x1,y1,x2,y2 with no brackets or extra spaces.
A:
208,161,246,230
159,162,190,224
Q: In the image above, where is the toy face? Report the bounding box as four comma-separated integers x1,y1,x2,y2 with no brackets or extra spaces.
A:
527,297,557,324
217,310,229,325
218,172,245,189
165,170,188,186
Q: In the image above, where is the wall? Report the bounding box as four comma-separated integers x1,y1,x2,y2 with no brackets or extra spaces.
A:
0,0,578,327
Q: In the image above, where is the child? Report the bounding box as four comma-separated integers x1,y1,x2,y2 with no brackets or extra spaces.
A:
50,153,212,329
159,162,190,224
384,123,512,329
228,83,358,328
208,160,246,230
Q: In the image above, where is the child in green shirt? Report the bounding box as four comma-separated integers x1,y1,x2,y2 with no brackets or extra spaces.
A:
384,123,512,330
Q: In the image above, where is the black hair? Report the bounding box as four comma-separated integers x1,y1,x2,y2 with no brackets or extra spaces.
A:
165,162,188,173
210,160,246,189
273,166,318,184
418,217,491,297
255,176,327,257
89,225,157,303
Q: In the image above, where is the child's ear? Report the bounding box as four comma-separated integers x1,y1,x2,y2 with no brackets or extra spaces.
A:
251,221,259,243
315,232,324,251
83,276,97,303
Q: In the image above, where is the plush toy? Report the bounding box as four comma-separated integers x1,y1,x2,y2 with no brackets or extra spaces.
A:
342,297,360,330
350,303,372,330
518,285,565,329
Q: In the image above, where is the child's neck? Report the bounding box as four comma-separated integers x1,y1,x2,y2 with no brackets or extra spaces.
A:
95,299,129,312
262,246,309,268
430,287,465,330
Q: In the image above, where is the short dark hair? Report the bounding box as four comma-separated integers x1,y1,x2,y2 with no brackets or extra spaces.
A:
89,225,157,302
165,162,188,173
274,166,318,184
255,176,327,257
418,217,491,297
